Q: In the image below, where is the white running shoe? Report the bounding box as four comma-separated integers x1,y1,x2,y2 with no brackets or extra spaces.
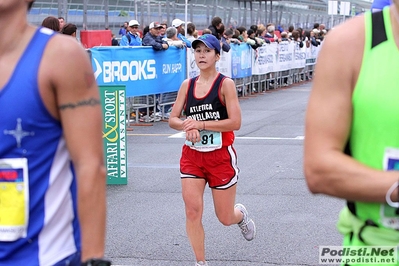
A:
235,203,256,241
195,261,208,266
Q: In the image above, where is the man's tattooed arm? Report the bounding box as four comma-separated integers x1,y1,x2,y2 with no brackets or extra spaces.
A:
59,98,100,110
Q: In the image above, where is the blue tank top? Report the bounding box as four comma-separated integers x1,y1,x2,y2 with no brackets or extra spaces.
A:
0,28,80,265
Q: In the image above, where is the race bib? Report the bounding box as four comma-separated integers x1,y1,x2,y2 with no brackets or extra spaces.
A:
185,130,222,152
381,148,399,229
0,158,29,241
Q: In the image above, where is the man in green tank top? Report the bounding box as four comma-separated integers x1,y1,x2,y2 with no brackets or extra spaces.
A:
304,1,399,265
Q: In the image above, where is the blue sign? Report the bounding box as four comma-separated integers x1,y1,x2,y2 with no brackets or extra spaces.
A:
90,46,187,97
231,44,252,78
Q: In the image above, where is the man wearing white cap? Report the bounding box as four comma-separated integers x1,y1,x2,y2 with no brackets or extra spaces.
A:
119,19,142,46
172,18,192,47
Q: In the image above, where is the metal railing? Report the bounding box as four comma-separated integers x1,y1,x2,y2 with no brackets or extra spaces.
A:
29,0,370,34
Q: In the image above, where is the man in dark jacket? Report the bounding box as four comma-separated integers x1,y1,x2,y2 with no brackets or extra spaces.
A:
208,16,222,38
207,16,230,52
142,22,169,51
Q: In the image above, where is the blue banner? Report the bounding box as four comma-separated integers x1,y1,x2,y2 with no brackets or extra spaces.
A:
231,44,252,78
90,46,186,97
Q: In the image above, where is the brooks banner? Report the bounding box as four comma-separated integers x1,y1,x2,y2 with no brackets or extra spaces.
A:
99,85,127,185
92,46,186,97
90,43,320,96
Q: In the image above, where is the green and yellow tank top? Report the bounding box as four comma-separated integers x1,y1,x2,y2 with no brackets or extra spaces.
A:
348,6,399,229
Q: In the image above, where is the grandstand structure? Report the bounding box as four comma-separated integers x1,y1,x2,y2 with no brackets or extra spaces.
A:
29,0,373,34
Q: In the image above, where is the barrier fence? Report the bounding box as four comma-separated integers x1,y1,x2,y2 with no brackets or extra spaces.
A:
30,0,358,34
90,42,321,124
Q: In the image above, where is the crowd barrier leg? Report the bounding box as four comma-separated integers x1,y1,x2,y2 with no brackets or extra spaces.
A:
159,91,178,121
276,71,282,88
251,75,259,93
260,74,267,92
251,75,266,94
266,73,274,91
246,76,256,97
292,68,299,84
234,78,244,97
126,95,157,126
288,69,294,86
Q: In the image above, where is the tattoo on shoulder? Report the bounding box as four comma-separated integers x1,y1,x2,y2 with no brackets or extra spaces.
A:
59,98,100,110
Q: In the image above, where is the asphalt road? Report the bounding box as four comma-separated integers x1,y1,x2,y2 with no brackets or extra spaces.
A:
104,81,344,266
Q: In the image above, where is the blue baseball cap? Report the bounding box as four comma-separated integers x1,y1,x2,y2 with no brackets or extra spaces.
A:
192,34,221,54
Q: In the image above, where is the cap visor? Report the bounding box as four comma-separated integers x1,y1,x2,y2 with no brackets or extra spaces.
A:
192,39,214,50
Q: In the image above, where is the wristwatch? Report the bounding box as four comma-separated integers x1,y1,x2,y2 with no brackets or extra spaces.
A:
81,258,111,266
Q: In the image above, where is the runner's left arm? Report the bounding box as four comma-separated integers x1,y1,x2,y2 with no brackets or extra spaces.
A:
46,35,107,261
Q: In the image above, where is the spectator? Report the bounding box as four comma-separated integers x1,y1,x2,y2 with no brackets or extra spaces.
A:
246,29,261,50
142,25,150,38
237,26,262,49
58,16,65,31
310,29,321,46
250,24,258,33
160,21,168,38
0,1,109,265
172,18,192,47
119,21,128,36
207,17,229,52
303,30,312,48
222,28,238,46
217,23,230,52
61,23,77,37
236,26,247,42
207,16,223,39
296,27,304,40
256,26,270,44
319,28,327,41
296,27,305,49
287,25,294,38
253,30,266,45
202,28,212,35
265,23,277,42
164,27,185,48
42,16,60,32
186,22,197,42
119,19,142,47
215,23,224,39
231,29,241,43
192,30,199,39
142,22,169,51
279,31,289,42
111,34,119,46
291,30,304,48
